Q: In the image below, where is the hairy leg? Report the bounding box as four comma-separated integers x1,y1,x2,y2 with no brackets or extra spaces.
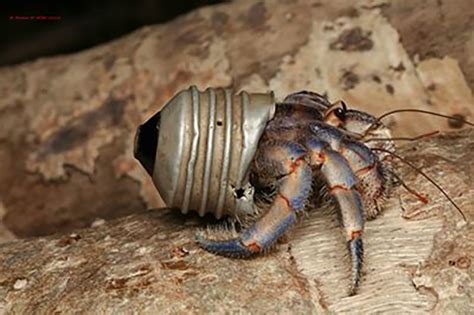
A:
196,140,312,257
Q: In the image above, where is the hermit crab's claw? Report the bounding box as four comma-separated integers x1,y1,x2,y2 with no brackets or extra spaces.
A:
324,101,392,145
340,109,396,158
343,110,376,136
134,111,161,176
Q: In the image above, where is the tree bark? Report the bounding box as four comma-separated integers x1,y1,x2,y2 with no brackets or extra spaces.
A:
0,129,473,314
0,0,473,312
0,0,473,239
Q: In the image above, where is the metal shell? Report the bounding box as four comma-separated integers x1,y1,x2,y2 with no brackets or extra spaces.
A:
139,86,276,219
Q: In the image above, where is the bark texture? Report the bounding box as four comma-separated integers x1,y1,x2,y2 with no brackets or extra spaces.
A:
0,129,473,314
0,0,473,313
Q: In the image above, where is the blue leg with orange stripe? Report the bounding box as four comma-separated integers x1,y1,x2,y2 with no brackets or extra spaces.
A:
196,141,312,258
306,137,365,295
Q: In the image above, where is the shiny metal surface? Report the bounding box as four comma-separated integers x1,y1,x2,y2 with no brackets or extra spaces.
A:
151,86,275,218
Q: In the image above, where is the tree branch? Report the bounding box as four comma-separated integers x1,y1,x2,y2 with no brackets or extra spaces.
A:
1,130,472,313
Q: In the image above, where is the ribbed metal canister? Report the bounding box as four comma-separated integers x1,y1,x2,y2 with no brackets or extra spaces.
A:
152,86,275,219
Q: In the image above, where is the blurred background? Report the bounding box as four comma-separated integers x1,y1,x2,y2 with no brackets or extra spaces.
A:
2,0,227,67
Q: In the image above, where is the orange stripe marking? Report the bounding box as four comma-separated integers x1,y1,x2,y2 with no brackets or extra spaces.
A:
278,193,291,208
289,156,305,173
330,185,350,193
351,231,362,240
247,242,262,253
356,163,376,176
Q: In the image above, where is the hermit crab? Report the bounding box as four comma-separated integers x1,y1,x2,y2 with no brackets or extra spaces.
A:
134,86,468,295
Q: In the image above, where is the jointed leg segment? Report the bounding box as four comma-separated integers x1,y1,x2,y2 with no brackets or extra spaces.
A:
306,138,365,294
340,139,388,220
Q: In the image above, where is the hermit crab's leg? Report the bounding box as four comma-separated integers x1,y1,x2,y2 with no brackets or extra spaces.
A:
306,138,365,295
196,141,312,258
340,139,388,220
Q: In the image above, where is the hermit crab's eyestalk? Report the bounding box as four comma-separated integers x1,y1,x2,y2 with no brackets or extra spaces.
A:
134,86,276,219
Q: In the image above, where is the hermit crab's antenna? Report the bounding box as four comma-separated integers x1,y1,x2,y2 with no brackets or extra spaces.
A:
367,108,474,132
375,109,474,128
372,147,467,221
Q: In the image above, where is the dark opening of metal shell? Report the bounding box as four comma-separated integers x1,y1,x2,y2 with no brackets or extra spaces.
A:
134,111,161,176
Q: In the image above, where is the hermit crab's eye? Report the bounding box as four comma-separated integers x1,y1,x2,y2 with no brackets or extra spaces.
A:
324,100,348,127
334,107,346,120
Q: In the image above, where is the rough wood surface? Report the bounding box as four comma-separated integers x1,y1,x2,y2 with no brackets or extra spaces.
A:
0,0,473,240
0,0,473,313
0,129,473,314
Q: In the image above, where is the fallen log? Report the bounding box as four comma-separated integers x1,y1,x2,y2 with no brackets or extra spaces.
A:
1,129,472,313
0,0,473,239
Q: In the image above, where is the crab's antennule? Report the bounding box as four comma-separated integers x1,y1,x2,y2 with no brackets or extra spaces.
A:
372,148,467,221
375,109,474,127
365,130,440,142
